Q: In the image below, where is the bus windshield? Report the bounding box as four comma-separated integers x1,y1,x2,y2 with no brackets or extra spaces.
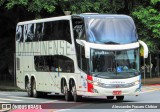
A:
85,18,138,44
90,48,140,79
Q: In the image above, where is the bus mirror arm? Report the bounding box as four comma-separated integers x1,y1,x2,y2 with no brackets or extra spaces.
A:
139,40,148,59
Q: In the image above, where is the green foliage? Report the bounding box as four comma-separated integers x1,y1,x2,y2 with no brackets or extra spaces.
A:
27,0,57,13
6,0,28,9
132,0,160,53
1,0,57,13
1,0,134,14
151,0,160,4
0,0,159,53
59,0,125,14
0,0,5,6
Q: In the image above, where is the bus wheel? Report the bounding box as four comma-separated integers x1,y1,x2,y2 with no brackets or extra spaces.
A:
26,81,32,97
32,80,40,98
107,96,114,100
63,85,72,101
116,96,124,101
72,85,82,102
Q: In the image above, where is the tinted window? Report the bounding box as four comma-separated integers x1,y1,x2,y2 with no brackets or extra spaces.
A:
20,20,71,43
34,55,74,73
16,25,23,42
43,20,71,43
76,44,89,73
43,22,51,41
23,25,28,42
72,17,88,73
25,24,35,42
72,18,86,40
35,23,44,41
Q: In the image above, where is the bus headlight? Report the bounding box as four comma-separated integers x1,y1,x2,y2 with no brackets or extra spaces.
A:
134,80,140,85
86,79,102,86
87,79,99,86
93,82,99,86
87,79,93,84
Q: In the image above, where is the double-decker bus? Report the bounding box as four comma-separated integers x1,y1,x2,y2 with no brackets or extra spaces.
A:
15,14,148,102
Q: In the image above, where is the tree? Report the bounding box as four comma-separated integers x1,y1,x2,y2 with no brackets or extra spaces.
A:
0,0,138,16
132,0,160,53
1,0,57,13
68,0,135,14
0,0,159,76
0,0,58,19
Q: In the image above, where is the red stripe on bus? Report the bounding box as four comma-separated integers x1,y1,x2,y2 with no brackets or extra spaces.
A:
87,75,93,93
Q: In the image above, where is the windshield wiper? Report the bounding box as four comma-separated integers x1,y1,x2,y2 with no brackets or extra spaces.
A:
93,72,102,77
103,41,119,44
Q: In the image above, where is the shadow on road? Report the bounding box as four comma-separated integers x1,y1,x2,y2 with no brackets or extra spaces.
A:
31,94,137,103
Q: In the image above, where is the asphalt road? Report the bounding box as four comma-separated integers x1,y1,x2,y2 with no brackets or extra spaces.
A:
0,85,160,112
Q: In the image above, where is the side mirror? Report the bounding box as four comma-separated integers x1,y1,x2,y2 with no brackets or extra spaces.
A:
139,40,148,58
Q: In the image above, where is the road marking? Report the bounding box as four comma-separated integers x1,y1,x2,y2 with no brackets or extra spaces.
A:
56,109,71,112
125,109,135,112
8,96,37,99
55,103,89,112
141,86,160,93
0,101,9,103
42,100,59,103
140,90,156,93
0,93,9,95
0,98,22,102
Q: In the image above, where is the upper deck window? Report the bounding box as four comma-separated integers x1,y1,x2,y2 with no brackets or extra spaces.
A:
17,20,71,43
85,17,138,44
16,25,23,42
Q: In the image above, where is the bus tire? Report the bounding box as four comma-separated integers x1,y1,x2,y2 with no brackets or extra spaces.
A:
71,84,82,102
26,81,33,97
116,96,124,101
107,96,114,100
63,85,72,101
32,80,41,98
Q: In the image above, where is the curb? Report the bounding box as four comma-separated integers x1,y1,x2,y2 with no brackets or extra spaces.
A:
0,86,24,92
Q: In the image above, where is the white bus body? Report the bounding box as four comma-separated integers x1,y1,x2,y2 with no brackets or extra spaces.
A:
15,14,148,101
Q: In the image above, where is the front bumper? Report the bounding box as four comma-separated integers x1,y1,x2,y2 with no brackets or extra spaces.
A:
79,85,141,96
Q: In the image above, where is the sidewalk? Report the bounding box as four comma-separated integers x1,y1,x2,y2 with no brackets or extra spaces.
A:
142,77,160,85
0,81,23,91
0,78,160,91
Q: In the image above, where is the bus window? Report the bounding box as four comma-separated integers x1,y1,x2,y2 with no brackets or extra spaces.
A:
26,24,35,42
72,18,86,40
16,25,23,42
58,55,74,73
34,55,74,73
76,44,89,74
43,20,71,43
35,23,44,41
43,22,52,41
23,25,28,42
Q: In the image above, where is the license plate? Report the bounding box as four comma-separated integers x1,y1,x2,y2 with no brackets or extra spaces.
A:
113,91,122,95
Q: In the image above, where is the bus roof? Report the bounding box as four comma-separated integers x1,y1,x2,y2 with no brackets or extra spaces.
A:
72,13,132,19
17,14,132,25
17,15,71,25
